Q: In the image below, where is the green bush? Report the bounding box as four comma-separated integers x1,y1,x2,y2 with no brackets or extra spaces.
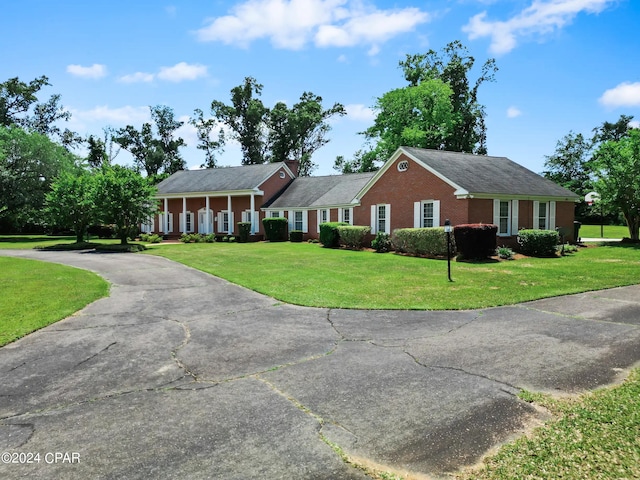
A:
371,232,392,253
237,222,251,243
337,226,371,249
496,245,514,260
289,230,304,242
392,227,452,257
179,233,193,243
517,229,559,257
262,217,288,242
453,224,497,260
95,243,147,253
140,233,162,243
319,222,349,248
204,233,215,243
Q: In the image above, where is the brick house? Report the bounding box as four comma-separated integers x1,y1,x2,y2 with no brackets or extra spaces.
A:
149,147,579,243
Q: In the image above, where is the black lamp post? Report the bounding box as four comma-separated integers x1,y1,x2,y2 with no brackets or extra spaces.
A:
444,219,453,282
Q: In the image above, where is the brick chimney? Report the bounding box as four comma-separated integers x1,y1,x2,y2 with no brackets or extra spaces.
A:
284,159,299,177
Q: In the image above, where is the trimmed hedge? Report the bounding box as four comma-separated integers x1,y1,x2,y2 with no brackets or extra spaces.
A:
337,226,371,249
289,230,304,242
319,222,349,248
453,224,497,260
371,232,392,253
517,229,559,257
392,227,452,257
262,217,288,242
237,222,251,243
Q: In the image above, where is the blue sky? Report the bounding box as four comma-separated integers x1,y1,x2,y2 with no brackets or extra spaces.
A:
3,0,639,176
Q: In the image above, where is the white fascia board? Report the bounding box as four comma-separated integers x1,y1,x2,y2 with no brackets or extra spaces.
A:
263,202,359,211
156,189,264,199
461,192,580,202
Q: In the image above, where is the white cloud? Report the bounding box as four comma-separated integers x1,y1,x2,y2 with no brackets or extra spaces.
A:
631,120,640,129
157,62,208,82
69,105,150,127
463,0,617,54
507,106,522,118
195,0,429,53
118,72,155,83
66,63,107,79
599,82,640,108
345,103,375,122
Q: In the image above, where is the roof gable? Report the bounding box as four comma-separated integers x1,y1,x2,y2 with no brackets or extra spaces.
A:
357,147,578,200
156,162,294,195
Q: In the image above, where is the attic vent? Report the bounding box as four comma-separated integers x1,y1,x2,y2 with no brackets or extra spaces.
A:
279,171,286,178
397,160,409,172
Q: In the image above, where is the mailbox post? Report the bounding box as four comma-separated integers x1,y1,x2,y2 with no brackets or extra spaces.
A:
444,219,453,282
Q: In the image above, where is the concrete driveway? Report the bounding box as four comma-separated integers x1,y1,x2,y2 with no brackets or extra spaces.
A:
1,250,639,479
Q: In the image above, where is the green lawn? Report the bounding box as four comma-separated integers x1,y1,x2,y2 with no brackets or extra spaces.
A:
0,257,109,346
458,369,640,480
579,224,629,239
145,241,640,310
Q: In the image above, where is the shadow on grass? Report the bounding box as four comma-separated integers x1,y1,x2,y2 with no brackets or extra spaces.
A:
0,236,76,243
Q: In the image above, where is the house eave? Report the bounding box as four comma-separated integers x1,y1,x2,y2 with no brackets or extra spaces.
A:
456,192,580,202
156,188,264,199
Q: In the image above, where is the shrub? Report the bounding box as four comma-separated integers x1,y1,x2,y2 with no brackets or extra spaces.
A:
337,226,371,249
262,217,288,242
453,224,497,260
496,246,514,260
88,224,115,239
319,222,349,248
204,233,216,243
371,232,392,253
237,222,251,243
392,227,452,257
95,243,147,253
289,230,303,242
517,229,559,257
228,236,236,243
179,233,193,243
140,233,162,243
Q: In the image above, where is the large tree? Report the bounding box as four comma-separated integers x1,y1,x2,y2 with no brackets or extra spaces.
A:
0,75,79,148
211,77,268,165
114,105,186,181
0,126,76,231
45,168,99,243
268,92,346,176
189,109,226,169
399,40,497,155
592,128,640,241
354,79,455,169
95,165,158,244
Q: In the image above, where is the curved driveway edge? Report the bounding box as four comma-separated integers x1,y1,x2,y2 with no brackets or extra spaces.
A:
1,249,639,479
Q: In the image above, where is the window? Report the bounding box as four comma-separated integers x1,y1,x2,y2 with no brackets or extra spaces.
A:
342,208,351,224
179,212,194,233
160,213,173,233
537,202,547,229
288,210,308,233
414,200,440,228
370,204,390,234
141,217,154,233
294,211,304,231
317,208,329,232
423,202,434,227
499,201,509,235
217,211,234,233
269,210,282,218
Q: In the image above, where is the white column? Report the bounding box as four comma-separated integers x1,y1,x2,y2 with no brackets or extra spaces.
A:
182,197,187,233
205,196,210,234
227,194,232,234
163,198,169,235
250,193,256,234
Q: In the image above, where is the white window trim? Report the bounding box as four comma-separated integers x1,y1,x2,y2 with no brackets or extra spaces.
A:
197,208,214,234
141,216,155,233
217,210,234,234
288,210,308,233
493,199,512,237
413,200,440,228
160,213,173,234
242,210,259,233
317,208,329,232
371,204,390,235
179,211,194,233
338,207,353,225
533,201,556,230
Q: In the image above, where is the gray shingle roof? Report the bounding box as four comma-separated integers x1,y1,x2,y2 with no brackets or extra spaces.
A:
267,172,376,209
401,147,578,199
156,162,289,195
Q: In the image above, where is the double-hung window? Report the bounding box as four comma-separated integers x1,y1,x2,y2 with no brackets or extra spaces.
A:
371,204,390,234
533,201,555,230
288,210,308,233
317,209,329,232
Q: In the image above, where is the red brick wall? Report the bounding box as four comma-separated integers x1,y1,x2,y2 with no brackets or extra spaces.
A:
357,154,467,230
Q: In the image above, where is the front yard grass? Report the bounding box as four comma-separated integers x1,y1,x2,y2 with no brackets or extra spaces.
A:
580,224,630,239
0,234,122,250
0,257,109,346
145,241,640,310
458,368,640,480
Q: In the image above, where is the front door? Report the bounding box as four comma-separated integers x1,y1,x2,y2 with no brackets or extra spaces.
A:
198,209,213,234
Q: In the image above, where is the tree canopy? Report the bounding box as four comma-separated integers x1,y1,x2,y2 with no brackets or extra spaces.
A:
114,105,186,182
209,77,344,175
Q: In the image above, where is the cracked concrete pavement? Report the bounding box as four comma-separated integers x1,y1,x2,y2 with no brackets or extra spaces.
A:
1,249,639,479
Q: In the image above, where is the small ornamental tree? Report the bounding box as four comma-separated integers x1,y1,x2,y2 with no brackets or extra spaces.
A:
95,165,158,245
45,168,99,243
